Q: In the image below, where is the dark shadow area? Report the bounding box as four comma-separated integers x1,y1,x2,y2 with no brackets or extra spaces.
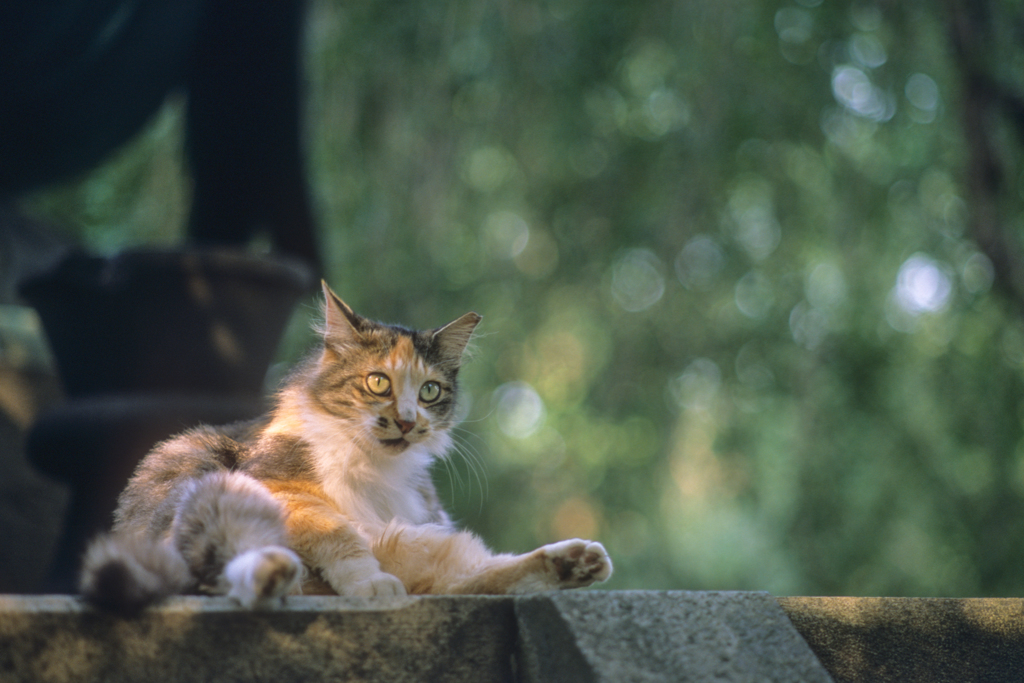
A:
781,597,1024,683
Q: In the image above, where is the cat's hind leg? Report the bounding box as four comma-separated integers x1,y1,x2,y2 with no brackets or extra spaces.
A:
173,471,303,608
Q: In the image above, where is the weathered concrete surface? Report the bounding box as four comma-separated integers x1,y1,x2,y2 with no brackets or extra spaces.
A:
516,591,834,683
0,591,834,683
0,594,518,683
9,591,1024,683
780,597,1024,683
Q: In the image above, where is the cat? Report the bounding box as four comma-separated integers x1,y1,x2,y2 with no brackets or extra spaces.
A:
80,282,611,615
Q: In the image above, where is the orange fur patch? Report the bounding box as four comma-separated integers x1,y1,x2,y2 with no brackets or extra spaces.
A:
262,480,370,571
387,336,416,369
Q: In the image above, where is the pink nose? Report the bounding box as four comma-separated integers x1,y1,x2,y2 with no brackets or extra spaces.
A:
396,418,415,434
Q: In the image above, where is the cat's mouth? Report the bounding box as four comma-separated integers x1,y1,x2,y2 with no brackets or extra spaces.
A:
379,437,410,451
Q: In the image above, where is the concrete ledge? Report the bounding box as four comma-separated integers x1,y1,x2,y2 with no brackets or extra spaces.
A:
6,592,1024,682
0,591,830,682
780,597,1024,683
0,594,518,683
516,591,832,682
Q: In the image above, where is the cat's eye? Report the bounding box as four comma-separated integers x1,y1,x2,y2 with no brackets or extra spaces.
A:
366,373,392,396
419,381,441,403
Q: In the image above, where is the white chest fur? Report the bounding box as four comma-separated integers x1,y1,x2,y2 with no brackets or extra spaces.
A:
300,410,438,529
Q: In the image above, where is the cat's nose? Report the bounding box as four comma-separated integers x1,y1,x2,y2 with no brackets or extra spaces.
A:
395,418,416,434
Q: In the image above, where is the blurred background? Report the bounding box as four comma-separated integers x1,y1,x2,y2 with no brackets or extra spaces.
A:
5,0,1024,597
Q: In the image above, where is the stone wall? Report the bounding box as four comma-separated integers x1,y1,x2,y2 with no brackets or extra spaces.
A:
5,591,1024,682
1,591,827,683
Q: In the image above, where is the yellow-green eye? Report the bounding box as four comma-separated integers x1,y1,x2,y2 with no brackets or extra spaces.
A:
419,381,441,403
366,373,392,396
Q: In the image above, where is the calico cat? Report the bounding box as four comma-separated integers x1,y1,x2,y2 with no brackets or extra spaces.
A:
80,283,611,615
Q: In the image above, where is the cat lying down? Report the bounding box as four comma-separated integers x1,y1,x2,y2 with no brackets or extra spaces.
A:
80,282,611,615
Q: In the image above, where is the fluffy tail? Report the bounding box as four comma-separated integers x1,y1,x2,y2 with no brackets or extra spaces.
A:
79,533,191,617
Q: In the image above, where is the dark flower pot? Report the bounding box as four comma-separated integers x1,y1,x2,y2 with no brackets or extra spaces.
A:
19,248,313,397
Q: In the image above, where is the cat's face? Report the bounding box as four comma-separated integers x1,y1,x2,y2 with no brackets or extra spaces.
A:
351,334,458,452
310,283,480,456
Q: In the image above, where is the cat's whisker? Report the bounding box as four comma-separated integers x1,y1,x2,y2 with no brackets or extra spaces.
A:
446,435,489,510
450,408,497,426
450,428,488,471
436,450,463,496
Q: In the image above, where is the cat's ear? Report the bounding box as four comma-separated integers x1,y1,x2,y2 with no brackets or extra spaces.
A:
431,311,482,362
321,281,365,344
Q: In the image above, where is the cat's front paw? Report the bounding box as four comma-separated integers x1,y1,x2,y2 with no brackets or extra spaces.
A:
224,545,303,608
341,571,407,597
541,539,613,588
325,557,407,597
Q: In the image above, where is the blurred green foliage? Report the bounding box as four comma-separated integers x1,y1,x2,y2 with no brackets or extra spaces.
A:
21,0,1024,596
